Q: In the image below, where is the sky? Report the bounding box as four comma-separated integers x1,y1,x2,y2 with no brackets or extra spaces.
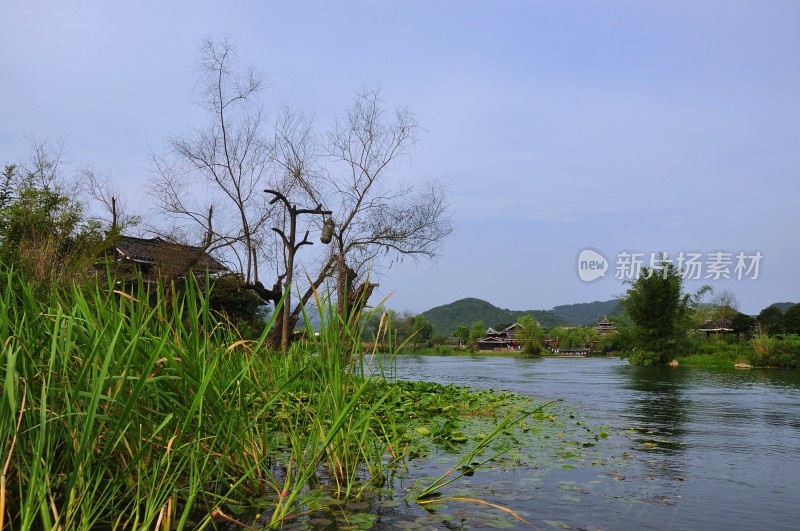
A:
3,1,799,316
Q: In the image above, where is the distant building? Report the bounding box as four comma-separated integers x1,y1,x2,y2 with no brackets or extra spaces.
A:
477,323,534,351
596,317,616,336
698,317,734,336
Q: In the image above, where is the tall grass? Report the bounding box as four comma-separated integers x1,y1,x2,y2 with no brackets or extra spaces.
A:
751,333,800,368
1,267,538,529
263,283,402,524
0,268,413,529
0,269,297,529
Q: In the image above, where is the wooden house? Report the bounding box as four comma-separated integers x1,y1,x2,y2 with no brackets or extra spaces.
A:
113,235,228,279
477,323,530,351
698,317,734,336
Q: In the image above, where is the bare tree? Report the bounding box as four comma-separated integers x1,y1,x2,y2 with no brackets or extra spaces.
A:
713,289,739,311
258,89,453,346
147,39,330,346
712,289,740,324
323,87,453,315
25,137,68,191
80,166,141,233
148,38,274,284
147,40,452,349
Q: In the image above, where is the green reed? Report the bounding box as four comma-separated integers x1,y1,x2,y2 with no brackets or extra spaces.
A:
0,269,287,529
262,283,401,525
1,267,540,529
0,268,413,529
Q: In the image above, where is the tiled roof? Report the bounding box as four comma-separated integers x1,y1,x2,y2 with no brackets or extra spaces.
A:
478,337,508,344
115,236,228,272
698,317,734,331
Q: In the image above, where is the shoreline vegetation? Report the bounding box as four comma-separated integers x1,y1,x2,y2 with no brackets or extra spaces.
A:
1,268,580,530
395,262,800,370
391,342,800,369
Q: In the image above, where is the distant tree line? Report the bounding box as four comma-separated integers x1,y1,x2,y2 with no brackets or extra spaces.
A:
616,261,800,367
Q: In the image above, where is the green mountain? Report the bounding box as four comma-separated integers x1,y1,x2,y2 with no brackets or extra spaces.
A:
421,298,564,337
550,299,622,326
768,302,797,314
421,297,621,337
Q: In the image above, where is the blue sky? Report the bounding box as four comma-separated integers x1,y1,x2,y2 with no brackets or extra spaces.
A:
3,1,799,315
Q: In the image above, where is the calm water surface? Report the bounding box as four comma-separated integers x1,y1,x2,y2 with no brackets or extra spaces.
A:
387,355,800,530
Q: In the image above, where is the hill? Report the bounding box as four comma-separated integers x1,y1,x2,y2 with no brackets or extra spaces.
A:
768,302,798,313
550,300,622,326
421,298,564,336
420,297,622,337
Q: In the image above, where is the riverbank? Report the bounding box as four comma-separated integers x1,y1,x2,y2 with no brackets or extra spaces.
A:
624,336,800,369
397,339,800,369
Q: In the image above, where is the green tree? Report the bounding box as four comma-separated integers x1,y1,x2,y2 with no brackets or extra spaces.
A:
547,326,583,349
0,168,107,286
620,263,708,364
516,315,543,355
0,165,14,211
410,314,434,349
467,321,485,349
731,311,757,339
453,325,470,343
757,306,785,336
386,310,415,346
784,304,800,335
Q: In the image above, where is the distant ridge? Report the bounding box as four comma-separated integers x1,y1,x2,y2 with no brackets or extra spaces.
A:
550,299,621,326
421,298,621,337
768,302,797,313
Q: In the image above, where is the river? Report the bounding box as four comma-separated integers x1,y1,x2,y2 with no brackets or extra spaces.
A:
384,355,800,530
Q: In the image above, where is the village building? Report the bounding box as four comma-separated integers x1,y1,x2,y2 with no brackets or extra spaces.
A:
477,322,534,351
697,317,734,336
596,317,616,336
113,235,228,280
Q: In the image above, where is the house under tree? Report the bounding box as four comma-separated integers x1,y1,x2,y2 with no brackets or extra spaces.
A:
113,235,228,279
697,317,734,336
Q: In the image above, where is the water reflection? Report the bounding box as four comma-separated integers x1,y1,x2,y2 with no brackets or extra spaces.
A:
390,355,800,530
618,366,691,457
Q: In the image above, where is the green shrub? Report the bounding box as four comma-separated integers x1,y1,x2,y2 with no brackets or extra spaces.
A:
750,334,800,368
628,349,665,365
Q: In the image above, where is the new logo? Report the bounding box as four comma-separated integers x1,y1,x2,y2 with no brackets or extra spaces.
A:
577,249,608,282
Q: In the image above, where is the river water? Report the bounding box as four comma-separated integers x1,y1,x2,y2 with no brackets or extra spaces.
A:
386,355,800,530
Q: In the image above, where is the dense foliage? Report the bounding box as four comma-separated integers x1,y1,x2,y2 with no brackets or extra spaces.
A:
619,263,708,365
0,164,109,290
752,334,800,368
516,315,545,355
549,299,622,326
614,271,800,368
361,309,435,350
